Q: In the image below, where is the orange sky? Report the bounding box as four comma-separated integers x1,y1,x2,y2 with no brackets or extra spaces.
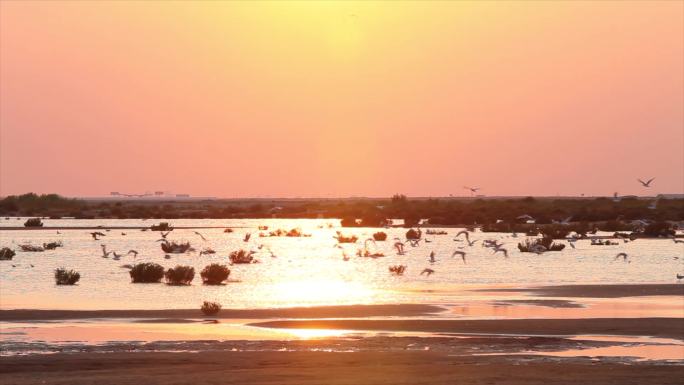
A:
1,1,682,198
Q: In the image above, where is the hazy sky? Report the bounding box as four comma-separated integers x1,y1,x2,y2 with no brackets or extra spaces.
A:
1,1,682,198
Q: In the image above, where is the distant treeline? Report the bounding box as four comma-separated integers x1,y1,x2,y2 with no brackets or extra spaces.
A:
0,193,682,227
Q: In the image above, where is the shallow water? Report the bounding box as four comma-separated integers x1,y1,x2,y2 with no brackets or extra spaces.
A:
1,218,683,310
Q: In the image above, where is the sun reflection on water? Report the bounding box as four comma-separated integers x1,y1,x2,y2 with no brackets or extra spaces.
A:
266,279,376,307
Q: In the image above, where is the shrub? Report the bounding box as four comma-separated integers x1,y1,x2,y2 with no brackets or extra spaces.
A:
372,232,387,241
160,241,191,253
42,241,63,250
643,221,676,238
54,268,80,285
229,249,255,264
150,222,173,231
201,301,222,316
341,217,360,227
19,244,44,252
334,232,358,243
200,263,230,285
24,218,43,227
129,262,165,283
405,228,422,240
0,247,15,260
165,265,195,285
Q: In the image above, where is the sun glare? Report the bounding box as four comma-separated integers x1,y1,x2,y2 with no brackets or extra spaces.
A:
268,279,375,307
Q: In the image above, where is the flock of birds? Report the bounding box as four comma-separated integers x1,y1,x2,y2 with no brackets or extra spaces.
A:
74,215,684,281
3,176,683,281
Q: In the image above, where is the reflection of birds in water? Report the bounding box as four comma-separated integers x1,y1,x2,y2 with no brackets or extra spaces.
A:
421,268,435,276
637,177,655,187
451,250,467,263
429,251,436,263
244,233,251,242
90,232,106,240
194,231,207,241
614,252,629,262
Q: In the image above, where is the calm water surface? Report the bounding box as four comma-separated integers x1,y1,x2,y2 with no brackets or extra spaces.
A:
1,219,682,310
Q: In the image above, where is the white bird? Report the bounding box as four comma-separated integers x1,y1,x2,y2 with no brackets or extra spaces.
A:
553,216,573,225
421,268,435,276
454,230,476,245
451,250,467,263
492,247,508,258
463,186,481,194
394,242,406,255
517,214,534,221
637,177,655,187
647,200,658,210
100,244,111,258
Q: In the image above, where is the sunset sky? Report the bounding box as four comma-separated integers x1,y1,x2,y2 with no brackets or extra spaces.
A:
1,1,682,198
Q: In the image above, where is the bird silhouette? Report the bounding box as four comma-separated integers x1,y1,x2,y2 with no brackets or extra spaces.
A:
637,177,655,187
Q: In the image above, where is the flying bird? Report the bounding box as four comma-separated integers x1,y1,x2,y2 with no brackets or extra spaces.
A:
244,233,251,242
492,247,508,258
100,244,111,258
451,250,467,263
463,186,480,194
637,178,655,187
194,231,207,241
90,232,106,240
614,252,629,262
420,268,435,276
160,231,172,239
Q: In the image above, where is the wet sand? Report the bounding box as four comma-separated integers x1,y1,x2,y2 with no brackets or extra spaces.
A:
0,304,443,322
1,350,681,385
251,318,684,340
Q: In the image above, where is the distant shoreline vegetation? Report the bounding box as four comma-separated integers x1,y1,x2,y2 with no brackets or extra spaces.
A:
0,193,682,228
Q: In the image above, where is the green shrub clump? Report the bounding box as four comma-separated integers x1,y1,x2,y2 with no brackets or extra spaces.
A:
54,268,80,285
200,263,230,285
130,262,165,283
